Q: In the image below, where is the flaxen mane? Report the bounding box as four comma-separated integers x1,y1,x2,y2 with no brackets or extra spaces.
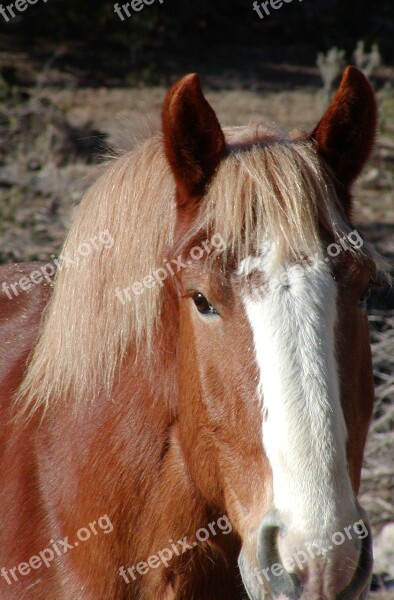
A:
17,125,344,415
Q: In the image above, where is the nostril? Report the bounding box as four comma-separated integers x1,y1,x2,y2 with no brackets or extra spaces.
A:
257,512,301,600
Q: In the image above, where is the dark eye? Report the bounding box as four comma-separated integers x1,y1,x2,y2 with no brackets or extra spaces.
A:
192,292,218,316
359,285,372,308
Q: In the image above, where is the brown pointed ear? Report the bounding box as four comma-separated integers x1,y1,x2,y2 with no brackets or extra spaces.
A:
311,66,377,215
162,73,226,206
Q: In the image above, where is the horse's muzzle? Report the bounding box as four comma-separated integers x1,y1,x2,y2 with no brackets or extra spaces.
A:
239,509,373,600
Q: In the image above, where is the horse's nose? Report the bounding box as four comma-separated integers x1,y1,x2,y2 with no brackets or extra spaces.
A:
256,511,373,600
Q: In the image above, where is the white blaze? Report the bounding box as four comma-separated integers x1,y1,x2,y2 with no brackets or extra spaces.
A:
243,249,356,538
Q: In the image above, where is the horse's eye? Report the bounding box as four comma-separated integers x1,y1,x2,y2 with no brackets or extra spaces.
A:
192,292,217,316
359,285,372,308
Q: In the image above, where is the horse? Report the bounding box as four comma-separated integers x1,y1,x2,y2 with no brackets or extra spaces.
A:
0,66,381,600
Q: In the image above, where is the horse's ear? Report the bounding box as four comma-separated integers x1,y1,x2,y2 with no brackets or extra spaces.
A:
311,66,377,216
162,73,226,205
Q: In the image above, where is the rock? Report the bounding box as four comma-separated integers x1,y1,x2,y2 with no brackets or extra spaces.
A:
373,523,394,588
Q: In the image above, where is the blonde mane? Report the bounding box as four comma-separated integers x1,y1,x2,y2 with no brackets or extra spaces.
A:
17,125,343,415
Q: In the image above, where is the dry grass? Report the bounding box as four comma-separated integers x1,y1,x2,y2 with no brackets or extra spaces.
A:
361,313,394,531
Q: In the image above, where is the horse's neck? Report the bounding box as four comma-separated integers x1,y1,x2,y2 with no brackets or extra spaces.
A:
0,262,52,403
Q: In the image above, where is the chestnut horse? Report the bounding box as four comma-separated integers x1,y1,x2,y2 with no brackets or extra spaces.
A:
0,67,380,600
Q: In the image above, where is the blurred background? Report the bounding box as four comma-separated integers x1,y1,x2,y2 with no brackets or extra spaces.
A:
0,0,393,595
